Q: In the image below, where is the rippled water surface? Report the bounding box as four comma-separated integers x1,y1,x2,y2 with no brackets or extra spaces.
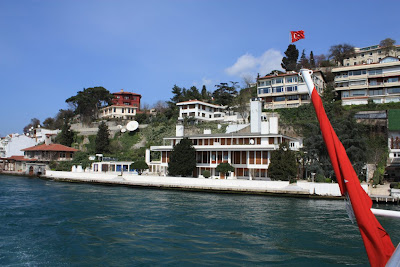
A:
1,175,400,266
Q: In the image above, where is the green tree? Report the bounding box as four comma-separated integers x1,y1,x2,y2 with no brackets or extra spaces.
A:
281,44,299,72
216,163,234,175
268,142,297,182
234,87,252,123
57,118,74,147
42,117,56,129
329,44,355,66
309,51,316,69
379,38,396,56
299,49,310,69
212,82,238,107
201,85,211,101
66,87,114,124
23,118,41,134
71,152,93,169
95,121,110,154
132,160,149,175
168,138,196,177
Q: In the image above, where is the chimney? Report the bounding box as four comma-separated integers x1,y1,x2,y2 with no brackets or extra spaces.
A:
120,89,124,92
250,98,262,133
176,123,184,137
45,134,52,145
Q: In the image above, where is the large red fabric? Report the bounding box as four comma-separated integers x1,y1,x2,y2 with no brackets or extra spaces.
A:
310,89,394,267
290,30,305,42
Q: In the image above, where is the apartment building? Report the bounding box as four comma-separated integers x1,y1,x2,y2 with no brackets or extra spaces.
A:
177,100,227,122
333,57,400,105
343,44,400,67
99,89,142,120
146,99,302,179
257,71,325,109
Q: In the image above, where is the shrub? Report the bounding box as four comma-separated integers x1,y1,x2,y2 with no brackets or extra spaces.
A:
202,170,211,178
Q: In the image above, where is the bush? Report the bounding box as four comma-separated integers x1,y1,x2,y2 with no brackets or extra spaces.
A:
390,182,400,189
202,170,211,178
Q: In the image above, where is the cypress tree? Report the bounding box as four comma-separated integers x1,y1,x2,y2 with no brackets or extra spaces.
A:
58,119,74,147
281,44,299,72
309,51,316,69
268,142,297,182
168,138,196,177
95,121,110,154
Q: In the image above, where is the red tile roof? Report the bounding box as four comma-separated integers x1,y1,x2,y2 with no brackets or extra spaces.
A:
1,155,36,161
21,143,79,152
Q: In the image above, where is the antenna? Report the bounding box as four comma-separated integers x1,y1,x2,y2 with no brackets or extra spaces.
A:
126,121,139,132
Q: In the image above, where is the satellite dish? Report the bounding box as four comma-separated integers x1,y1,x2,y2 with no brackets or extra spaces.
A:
121,128,127,133
250,139,255,145
126,121,139,132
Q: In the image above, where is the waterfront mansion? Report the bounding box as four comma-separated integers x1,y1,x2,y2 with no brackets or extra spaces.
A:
146,99,302,179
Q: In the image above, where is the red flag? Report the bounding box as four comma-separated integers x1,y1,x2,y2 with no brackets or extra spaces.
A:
290,30,305,42
306,76,395,267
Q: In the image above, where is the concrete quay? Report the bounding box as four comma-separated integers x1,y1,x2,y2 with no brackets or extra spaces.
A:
41,171,369,199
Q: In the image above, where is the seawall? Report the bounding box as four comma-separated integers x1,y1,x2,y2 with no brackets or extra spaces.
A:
41,171,369,199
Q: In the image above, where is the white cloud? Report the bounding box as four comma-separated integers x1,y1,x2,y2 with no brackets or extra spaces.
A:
193,77,218,90
225,49,283,78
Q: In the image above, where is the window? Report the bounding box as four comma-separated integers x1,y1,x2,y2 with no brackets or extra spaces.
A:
124,96,130,100
349,70,366,76
285,76,297,83
387,77,399,83
274,96,285,102
368,69,382,75
273,86,283,93
349,80,366,86
350,90,366,96
287,95,299,101
342,91,349,98
121,108,125,113
388,88,400,94
275,78,283,84
258,81,265,86
124,102,130,105
369,89,383,96
60,152,66,158
286,86,297,92
301,94,309,100
258,88,270,94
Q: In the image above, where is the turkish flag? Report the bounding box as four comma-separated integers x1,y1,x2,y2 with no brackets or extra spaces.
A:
291,30,305,42
310,88,395,267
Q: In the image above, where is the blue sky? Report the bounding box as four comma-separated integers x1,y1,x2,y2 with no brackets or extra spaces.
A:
1,0,399,136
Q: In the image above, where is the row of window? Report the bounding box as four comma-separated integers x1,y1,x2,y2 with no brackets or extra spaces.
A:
273,95,309,102
103,107,137,114
258,76,302,87
194,151,269,165
181,105,223,113
258,86,298,94
342,87,400,97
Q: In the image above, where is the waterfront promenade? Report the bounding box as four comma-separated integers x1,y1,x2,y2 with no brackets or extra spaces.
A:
42,170,369,198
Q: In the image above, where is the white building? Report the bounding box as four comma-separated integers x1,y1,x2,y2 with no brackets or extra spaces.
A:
333,57,400,105
343,44,400,67
257,71,325,109
146,98,302,179
0,133,37,158
177,100,227,122
29,127,60,143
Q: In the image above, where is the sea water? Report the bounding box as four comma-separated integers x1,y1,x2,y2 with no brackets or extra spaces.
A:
1,175,399,266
